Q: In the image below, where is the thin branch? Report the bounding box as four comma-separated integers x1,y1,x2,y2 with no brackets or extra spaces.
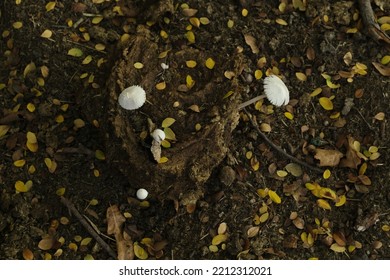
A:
60,196,117,259
243,108,323,173
358,0,390,45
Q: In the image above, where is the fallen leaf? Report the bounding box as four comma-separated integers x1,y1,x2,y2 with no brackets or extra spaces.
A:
372,62,390,76
212,234,227,245
330,243,346,253
67,48,83,57
314,148,343,167
247,226,260,238
339,135,362,169
243,34,259,54
268,190,282,204
106,205,126,236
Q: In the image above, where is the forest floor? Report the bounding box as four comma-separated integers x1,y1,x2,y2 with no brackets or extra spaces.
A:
1,0,390,260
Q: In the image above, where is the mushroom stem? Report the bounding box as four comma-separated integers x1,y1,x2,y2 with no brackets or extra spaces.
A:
238,94,266,110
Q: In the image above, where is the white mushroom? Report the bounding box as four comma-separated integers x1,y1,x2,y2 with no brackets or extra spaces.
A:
136,188,148,200
151,129,166,143
238,75,290,109
118,85,146,110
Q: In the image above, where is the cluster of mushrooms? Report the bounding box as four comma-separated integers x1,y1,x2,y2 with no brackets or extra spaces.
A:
117,75,290,200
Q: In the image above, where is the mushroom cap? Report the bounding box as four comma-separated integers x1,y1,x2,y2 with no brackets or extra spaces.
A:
118,85,146,110
151,129,166,143
263,75,290,107
136,188,148,200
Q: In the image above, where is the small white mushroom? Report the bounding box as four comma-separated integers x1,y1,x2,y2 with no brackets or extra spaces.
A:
151,129,166,143
136,188,148,200
263,75,290,107
238,75,290,109
118,85,146,110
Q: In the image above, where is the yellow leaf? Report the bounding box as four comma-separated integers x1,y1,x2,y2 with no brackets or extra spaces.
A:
186,60,197,68
205,58,215,69
284,112,294,120
41,29,52,38
268,190,281,204
310,87,322,97
67,48,83,57
82,55,93,65
212,234,227,245
155,81,166,90
162,117,176,128
15,180,32,192
56,187,66,196
13,21,23,29
159,156,169,163
160,30,168,39
241,8,248,17
158,50,170,58
95,43,105,51
133,62,144,69
189,17,200,27
254,69,263,79
45,2,56,12
26,131,37,144
80,237,92,246
382,225,390,232
381,55,390,65
227,19,234,28
326,79,340,89
200,17,210,25
186,74,195,89
95,150,105,160
295,72,307,81
23,62,36,77
163,127,176,141
256,188,268,198
185,31,195,43
161,139,171,148
335,195,346,207
223,90,234,99
276,18,288,25
0,125,10,137
259,212,269,223
92,16,103,24
319,97,333,110
323,169,331,179
276,170,288,177
317,199,331,210
320,188,336,200
14,159,26,167
330,243,346,253
134,243,148,259
55,114,64,123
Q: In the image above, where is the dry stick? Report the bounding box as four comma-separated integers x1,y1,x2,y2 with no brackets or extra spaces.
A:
60,196,117,259
243,108,324,174
358,0,390,45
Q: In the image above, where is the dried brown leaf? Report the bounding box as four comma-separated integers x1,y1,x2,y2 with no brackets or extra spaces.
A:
372,62,390,76
243,34,259,54
339,135,361,169
314,148,343,167
106,205,126,235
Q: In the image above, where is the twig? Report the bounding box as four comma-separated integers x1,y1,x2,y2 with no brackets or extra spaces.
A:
60,196,117,259
358,0,390,45
243,108,323,173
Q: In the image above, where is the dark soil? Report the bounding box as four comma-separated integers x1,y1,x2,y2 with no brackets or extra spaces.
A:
1,0,389,260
